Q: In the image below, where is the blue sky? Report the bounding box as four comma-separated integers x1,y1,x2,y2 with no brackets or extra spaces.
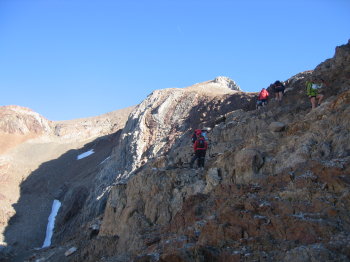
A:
0,0,349,120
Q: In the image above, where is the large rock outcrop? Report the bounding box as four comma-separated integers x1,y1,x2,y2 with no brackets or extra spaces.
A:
111,78,251,180
67,41,349,262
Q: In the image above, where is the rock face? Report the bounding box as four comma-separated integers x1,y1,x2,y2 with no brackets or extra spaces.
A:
2,41,350,262
111,78,251,180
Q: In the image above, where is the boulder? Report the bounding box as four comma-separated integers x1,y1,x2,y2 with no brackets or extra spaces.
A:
65,247,77,257
269,121,286,132
234,148,264,184
283,244,347,262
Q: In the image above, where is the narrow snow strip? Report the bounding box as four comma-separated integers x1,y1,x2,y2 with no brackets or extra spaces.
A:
42,199,61,248
99,156,111,165
77,149,94,160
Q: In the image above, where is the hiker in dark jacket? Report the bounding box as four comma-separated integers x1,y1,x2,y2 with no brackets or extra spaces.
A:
273,80,285,102
190,135,208,169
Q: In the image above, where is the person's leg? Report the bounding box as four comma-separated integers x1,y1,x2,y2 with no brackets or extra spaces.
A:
201,151,206,168
317,94,324,105
197,155,201,168
310,96,316,109
198,150,204,168
195,151,202,168
190,154,198,168
278,91,283,101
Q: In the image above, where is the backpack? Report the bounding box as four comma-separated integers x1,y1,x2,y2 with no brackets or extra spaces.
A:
191,133,197,144
197,139,205,149
201,130,209,141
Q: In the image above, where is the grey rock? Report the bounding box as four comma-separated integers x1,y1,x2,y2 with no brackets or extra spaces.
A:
269,121,286,132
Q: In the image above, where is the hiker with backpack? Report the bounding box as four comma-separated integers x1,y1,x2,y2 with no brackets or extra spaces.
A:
306,78,325,109
190,134,208,169
273,80,285,102
256,88,269,109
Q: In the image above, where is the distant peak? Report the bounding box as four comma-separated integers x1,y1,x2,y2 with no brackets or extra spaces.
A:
212,76,241,91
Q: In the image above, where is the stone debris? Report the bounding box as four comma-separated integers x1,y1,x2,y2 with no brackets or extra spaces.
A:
64,247,77,257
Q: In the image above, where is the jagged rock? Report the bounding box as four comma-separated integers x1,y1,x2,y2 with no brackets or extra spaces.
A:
213,76,241,91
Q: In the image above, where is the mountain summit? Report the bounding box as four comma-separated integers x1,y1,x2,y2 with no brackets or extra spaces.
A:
186,76,241,94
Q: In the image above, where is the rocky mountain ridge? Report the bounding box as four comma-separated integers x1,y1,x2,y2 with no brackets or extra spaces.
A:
1,41,350,262
0,105,135,152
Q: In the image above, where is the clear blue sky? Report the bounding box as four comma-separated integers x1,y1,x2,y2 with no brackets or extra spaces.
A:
1,0,349,120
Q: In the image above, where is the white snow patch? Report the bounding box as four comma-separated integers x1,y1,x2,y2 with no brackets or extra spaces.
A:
42,199,61,248
77,149,94,160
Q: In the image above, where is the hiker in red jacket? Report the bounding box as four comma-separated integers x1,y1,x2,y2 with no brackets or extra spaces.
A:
256,88,269,109
190,135,208,169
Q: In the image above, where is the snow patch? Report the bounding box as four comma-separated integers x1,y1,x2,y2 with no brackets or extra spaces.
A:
42,200,61,248
77,149,94,160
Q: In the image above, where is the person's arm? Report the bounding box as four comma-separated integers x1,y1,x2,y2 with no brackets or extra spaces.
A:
320,79,328,88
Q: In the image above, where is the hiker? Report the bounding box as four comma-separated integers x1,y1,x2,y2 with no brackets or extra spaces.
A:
306,78,325,109
190,134,208,169
273,80,285,102
191,129,202,144
256,88,269,109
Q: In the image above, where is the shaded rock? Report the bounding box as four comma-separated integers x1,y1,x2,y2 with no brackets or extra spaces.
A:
269,121,286,132
283,244,348,262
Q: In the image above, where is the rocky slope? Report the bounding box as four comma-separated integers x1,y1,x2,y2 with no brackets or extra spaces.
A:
0,106,134,260
1,41,350,262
